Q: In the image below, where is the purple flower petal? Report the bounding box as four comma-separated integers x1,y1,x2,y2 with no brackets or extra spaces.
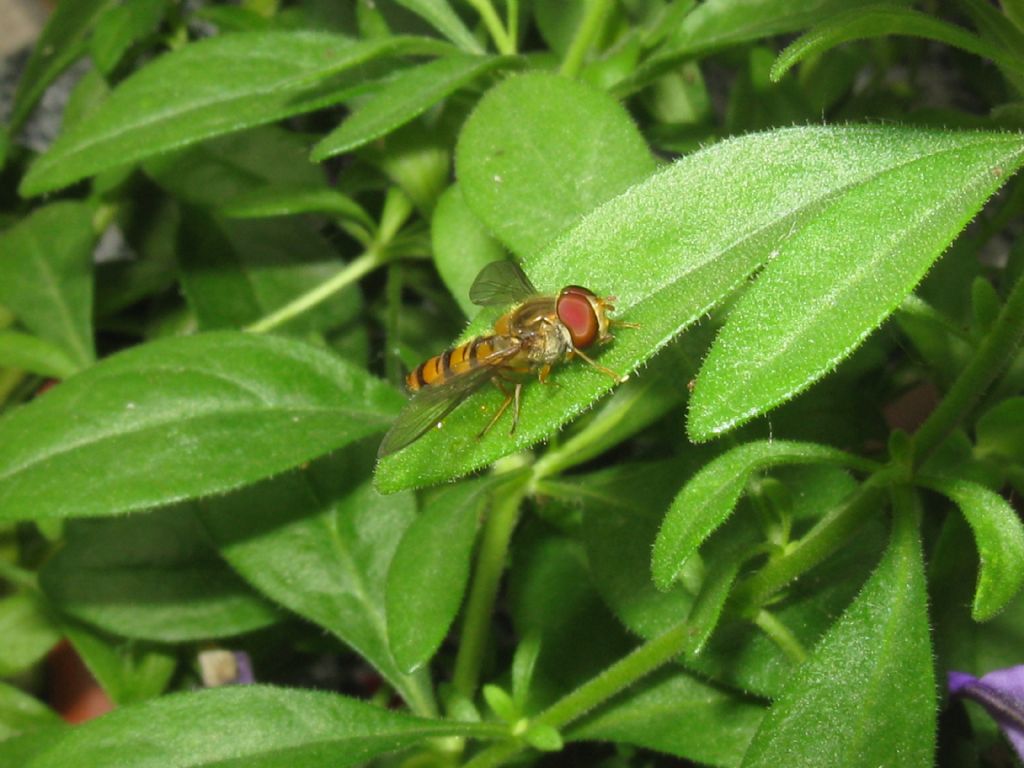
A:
948,666,1024,760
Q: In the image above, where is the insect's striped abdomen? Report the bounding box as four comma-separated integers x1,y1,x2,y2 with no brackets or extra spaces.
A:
406,335,502,392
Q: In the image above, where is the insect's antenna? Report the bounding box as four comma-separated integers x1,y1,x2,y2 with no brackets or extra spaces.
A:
573,347,628,383
611,319,640,329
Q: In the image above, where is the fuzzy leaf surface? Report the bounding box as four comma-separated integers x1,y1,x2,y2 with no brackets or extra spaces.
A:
7,0,115,132
40,507,280,642
0,332,402,520
199,451,435,716
741,500,935,767
377,126,1020,492
652,440,868,590
689,131,1024,439
924,475,1024,620
312,54,513,160
431,184,507,317
456,72,656,257
13,686,496,768
386,476,502,672
21,32,448,196
0,202,96,369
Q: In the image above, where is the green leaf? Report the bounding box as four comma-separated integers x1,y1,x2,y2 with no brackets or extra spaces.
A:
622,0,894,94
922,476,1024,621
176,213,362,334
0,593,60,676
0,202,96,369
20,32,449,196
976,397,1024,461
511,632,542,711
431,184,507,317
523,723,563,752
146,126,325,208
688,131,1024,440
0,331,78,380
570,667,764,766
199,449,435,716
394,0,483,53
312,54,514,160
40,507,280,642
509,527,633,706
456,72,655,258
89,0,167,76
218,185,374,232
652,441,868,590
770,5,1024,83
386,476,500,673
0,332,402,521
741,494,934,767
483,684,518,722
0,683,60,741
7,0,115,133
377,126,1019,493
14,686,497,768
578,460,701,639
63,620,176,705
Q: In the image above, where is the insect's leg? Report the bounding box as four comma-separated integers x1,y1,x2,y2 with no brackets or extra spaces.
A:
573,346,628,383
478,382,514,439
509,382,523,434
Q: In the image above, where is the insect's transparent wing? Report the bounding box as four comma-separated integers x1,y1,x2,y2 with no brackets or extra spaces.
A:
378,364,501,457
469,260,537,306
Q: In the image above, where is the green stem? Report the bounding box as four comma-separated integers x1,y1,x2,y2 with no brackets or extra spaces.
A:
453,480,528,699
754,610,807,663
467,0,515,54
464,619,695,768
911,267,1024,468
730,479,888,616
244,248,386,333
560,0,614,78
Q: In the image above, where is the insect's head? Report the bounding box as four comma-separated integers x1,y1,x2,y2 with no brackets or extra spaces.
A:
556,285,616,349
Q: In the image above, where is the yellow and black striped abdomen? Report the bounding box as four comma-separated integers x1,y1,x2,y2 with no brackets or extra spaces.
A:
406,335,507,392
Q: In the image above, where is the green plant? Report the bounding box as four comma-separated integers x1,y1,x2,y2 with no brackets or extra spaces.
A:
2,1,1024,766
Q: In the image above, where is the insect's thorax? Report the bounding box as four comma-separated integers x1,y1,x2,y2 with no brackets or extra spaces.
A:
498,297,574,368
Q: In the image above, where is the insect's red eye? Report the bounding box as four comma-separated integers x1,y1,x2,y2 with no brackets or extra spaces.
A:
557,287,598,348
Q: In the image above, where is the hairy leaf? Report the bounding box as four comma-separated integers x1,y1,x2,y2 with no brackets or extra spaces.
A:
456,72,655,257
21,32,449,196
741,494,934,766
771,5,1024,83
923,476,1024,621
199,450,435,716
431,184,507,317
6,0,115,133
0,202,96,369
378,126,1022,492
387,476,503,673
40,508,280,642
0,332,402,520
312,54,514,160
11,686,497,768
689,131,1024,439
653,441,870,590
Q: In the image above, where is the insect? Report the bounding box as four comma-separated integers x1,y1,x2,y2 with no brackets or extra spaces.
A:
377,260,633,457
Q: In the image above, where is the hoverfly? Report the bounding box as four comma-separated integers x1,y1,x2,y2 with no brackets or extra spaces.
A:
377,261,633,457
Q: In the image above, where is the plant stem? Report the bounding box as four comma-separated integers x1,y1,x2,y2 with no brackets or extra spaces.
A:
464,619,696,768
453,479,528,699
560,0,613,78
244,248,386,333
729,479,887,616
910,268,1024,468
754,609,807,663
467,0,515,55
